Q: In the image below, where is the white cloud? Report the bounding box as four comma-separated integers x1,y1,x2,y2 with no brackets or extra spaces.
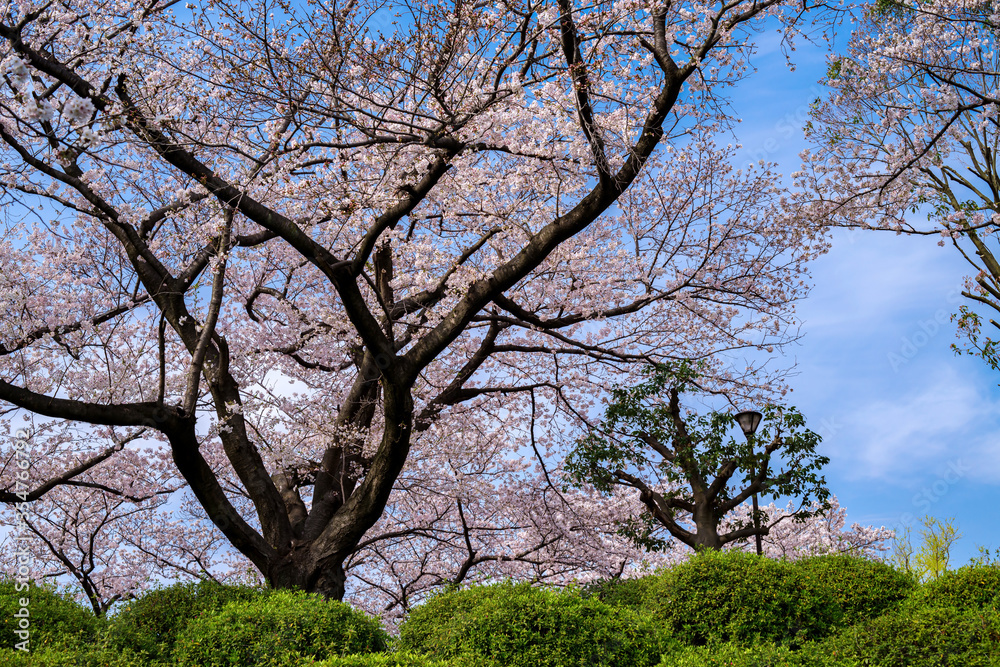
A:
800,229,967,336
824,362,1000,483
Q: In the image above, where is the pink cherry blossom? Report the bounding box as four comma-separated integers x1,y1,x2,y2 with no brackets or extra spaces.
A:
0,0,837,603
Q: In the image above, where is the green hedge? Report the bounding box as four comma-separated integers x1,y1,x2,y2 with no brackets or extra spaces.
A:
656,642,812,667
105,580,270,663
0,648,457,667
399,581,664,667
790,554,915,625
817,604,1000,666
314,653,454,666
581,575,657,612
905,564,1000,612
0,646,151,666
654,606,1000,667
172,588,389,666
8,560,999,667
0,579,104,652
641,549,842,646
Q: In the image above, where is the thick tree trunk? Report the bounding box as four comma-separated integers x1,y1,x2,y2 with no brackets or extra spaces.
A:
260,383,414,602
267,551,347,600
692,504,723,551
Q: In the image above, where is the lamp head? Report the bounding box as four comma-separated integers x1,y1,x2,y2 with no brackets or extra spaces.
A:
734,410,763,438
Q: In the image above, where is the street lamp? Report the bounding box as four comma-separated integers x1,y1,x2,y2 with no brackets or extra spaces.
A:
734,411,762,439
734,410,764,556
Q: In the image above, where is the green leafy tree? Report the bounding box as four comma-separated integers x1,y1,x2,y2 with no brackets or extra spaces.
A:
891,524,917,577
892,516,962,582
914,516,962,581
969,545,1000,567
565,362,830,552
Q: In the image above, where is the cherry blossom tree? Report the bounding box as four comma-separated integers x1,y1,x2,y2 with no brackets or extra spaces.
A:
0,418,255,616
0,0,830,601
724,496,895,560
347,489,895,624
795,0,1000,364
1,418,891,620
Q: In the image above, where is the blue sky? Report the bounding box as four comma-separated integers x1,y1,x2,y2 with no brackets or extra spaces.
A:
4,8,995,595
727,26,1000,563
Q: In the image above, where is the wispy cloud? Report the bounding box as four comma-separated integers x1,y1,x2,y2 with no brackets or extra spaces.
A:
800,230,967,336
822,363,1000,483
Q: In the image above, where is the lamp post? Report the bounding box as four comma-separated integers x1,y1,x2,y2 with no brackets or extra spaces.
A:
734,410,763,556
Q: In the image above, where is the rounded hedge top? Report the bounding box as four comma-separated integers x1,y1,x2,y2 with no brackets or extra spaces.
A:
0,578,104,651
790,554,915,624
399,581,664,667
816,604,1000,667
906,564,1000,612
641,549,842,646
172,588,389,667
105,579,271,661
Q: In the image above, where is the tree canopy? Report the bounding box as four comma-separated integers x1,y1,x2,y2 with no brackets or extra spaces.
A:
797,0,1000,370
566,362,831,552
0,0,835,607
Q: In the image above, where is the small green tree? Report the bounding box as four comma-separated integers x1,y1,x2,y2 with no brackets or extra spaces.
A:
969,545,1000,567
913,516,961,581
891,524,916,576
892,516,962,582
564,361,830,552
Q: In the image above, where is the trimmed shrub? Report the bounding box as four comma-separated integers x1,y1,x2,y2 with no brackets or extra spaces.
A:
315,653,454,666
0,646,151,666
655,642,823,667
906,564,1000,612
817,604,1000,666
656,604,1000,667
0,579,104,651
172,588,389,666
641,549,841,646
105,580,270,662
399,581,664,667
791,554,916,625
581,575,657,611
3,647,444,667
0,649,32,666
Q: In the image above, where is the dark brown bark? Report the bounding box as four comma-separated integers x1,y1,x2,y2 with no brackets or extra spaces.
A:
0,0,795,600
267,550,348,601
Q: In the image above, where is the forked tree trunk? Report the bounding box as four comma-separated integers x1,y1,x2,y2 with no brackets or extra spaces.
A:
691,504,724,551
267,552,347,600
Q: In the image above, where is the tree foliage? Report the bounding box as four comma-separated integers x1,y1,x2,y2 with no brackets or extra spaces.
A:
797,0,1000,369
565,362,830,551
0,0,829,603
892,516,962,582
